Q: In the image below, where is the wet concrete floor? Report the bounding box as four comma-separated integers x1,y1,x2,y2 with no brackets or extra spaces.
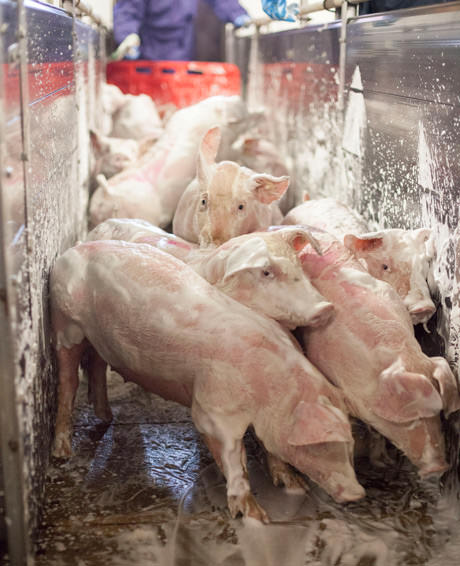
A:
34,372,460,566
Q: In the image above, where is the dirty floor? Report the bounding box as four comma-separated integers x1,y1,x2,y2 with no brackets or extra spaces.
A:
34,372,460,566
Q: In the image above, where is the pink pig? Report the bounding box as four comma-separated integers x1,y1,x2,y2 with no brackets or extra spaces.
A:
90,130,140,179
50,241,365,520
89,95,249,229
298,231,460,476
173,126,287,246
283,198,435,325
87,219,334,329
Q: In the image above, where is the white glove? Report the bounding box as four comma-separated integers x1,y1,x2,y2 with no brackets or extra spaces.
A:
111,33,141,61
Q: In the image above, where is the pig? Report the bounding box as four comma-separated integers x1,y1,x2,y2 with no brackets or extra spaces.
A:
89,175,166,229
173,126,287,246
283,198,435,325
111,93,163,141
298,230,460,476
87,219,334,330
50,240,365,520
90,130,139,179
230,136,289,179
101,83,126,135
89,95,250,229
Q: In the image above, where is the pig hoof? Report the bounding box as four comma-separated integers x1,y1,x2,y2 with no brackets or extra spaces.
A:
94,404,113,423
53,432,73,459
228,494,270,524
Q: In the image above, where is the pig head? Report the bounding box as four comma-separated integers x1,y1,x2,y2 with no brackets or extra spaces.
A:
283,199,435,325
189,227,334,329
344,228,435,325
173,126,288,246
90,130,139,179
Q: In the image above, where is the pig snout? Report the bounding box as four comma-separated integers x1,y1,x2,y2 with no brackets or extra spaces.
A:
407,300,436,325
306,301,335,328
333,481,367,503
417,460,449,479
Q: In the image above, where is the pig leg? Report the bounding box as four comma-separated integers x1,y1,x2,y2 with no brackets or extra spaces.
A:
192,401,269,523
53,340,88,458
265,452,309,492
86,346,113,423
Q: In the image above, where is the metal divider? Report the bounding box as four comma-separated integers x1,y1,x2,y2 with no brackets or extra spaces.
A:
0,1,105,563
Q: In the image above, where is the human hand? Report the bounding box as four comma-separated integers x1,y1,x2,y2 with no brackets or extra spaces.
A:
233,14,252,28
110,33,141,61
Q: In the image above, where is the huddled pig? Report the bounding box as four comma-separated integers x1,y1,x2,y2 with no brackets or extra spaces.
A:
173,126,288,245
90,130,140,179
283,198,435,325
89,95,250,229
111,93,163,141
88,219,334,329
89,175,166,228
230,136,289,179
298,230,460,477
51,240,365,521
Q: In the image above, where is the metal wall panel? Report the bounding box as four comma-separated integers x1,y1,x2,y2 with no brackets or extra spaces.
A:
240,24,342,210
0,1,104,563
344,5,460,372
0,1,30,564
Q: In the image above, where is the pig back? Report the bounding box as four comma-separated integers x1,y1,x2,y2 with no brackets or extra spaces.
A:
52,240,300,397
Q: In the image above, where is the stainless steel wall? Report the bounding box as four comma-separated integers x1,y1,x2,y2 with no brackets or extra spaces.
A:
233,3,460,374
0,1,104,563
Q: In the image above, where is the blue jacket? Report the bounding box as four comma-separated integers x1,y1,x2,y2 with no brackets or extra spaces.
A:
114,0,248,61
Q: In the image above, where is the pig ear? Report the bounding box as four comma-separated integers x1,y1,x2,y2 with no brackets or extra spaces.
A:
222,237,269,281
431,357,460,417
279,228,322,255
96,174,111,195
287,400,353,446
343,233,384,253
251,174,290,204
90,130,108,155
372,358,443,423
414,228,432,244
197,126,221,185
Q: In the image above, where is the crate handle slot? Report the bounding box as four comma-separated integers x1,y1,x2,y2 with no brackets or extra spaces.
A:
161,68,176,74
187,69,204,75
135,66,153,74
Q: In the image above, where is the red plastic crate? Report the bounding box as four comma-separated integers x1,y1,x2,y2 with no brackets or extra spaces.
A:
106,60,241,108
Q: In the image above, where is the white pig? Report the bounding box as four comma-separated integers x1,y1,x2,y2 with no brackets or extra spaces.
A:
101,83,126,135
89,95,250,229
173,126,287,246
90,130,139,179
299,231,460,477
51,241,365,520
87,219,334,329
230,136,289,179
89,175,166,229
283,198,435,325
111,93,163,141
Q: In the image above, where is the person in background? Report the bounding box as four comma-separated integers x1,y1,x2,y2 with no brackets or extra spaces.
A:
112,0,251,61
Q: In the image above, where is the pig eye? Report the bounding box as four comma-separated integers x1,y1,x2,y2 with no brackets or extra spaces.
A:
382,264,389,271
238,204,244,211
262,268,273,278
200,196,207,209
